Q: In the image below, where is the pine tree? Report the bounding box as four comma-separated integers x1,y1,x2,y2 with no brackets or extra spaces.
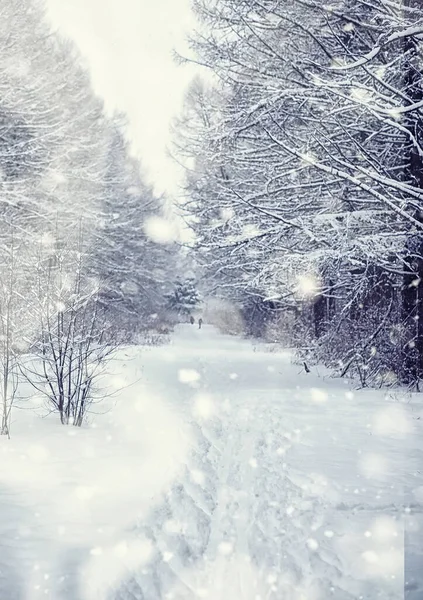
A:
166,277,200,317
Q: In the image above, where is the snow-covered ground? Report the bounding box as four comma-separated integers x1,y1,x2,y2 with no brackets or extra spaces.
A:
0,324,422,599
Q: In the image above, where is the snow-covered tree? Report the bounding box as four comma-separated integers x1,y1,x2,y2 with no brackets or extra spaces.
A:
166,276,201,318
176,0,423,384
0,0,175,427
90,124,175,341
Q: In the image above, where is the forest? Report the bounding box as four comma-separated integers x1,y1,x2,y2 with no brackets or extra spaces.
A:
0,0,180,434
0,0,421,439
1,0,421,439
0,1,422,599
174,0,423,388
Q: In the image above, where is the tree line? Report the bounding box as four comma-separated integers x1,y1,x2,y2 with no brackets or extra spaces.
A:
174,0,423,388
0,0,176,434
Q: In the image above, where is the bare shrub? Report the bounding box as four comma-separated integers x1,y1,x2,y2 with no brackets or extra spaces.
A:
22,238,116,427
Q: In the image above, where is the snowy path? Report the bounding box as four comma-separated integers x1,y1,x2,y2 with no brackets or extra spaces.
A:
115,326,423,600
0,325,422,599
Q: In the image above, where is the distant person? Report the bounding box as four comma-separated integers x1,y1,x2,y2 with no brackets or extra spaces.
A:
198,318,203,329
190,315,195,325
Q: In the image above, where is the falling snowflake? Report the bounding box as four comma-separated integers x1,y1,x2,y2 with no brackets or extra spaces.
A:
178,368,201,384
296,274,320,298
218,541,233,555
310,388,328,403
358,453,388,480
193,394,215,419
306,538,319,551
144,216,178,244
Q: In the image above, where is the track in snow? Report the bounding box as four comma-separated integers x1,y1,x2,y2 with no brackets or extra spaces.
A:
114,325,421,600
0,325,420,599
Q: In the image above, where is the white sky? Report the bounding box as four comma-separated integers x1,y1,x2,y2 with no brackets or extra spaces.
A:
45,0,199,196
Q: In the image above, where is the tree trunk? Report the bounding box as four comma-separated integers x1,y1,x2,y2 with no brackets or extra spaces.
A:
313,294,325,338
401,11,423,384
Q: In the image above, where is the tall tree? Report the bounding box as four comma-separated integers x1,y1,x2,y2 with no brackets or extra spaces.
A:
176,0,423,384
91,125,175,340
